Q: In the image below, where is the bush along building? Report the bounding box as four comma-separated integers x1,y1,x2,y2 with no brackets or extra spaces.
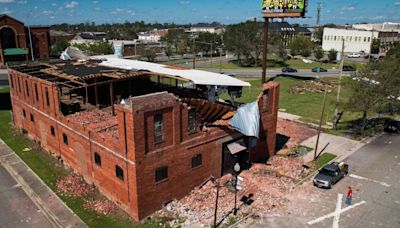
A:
7,57,279,220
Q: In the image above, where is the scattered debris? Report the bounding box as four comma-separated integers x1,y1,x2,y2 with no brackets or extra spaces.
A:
56,174,94,198
155,156,307,226
22,147,32,152
83,199,115,215
289,80,338,94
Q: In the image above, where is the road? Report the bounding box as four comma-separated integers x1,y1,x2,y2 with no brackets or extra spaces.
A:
252,133,400,228
200,68,352,78
0,162,54,228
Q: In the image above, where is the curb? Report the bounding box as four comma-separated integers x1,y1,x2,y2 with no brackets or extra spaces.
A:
0,138,87,228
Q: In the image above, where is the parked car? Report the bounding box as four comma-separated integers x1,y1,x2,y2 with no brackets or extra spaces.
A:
312,66,328,72
347,53,361,58
281,67,298,73
342,65,356,71
384,119,400,133
314,162,349,189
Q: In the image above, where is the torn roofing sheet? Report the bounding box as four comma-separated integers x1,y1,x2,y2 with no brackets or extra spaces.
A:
95,57,251,87
230,102,260,138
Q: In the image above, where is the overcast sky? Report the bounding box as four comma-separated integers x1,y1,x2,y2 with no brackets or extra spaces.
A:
0,0,399,25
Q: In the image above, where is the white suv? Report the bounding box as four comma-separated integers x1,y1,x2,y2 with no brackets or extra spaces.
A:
347,53,361,58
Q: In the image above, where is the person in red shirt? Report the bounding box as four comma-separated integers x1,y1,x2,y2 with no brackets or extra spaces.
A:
346,186,353,205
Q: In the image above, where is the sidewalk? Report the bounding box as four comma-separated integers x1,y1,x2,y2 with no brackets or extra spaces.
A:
0,139,87,228
301,133,365,163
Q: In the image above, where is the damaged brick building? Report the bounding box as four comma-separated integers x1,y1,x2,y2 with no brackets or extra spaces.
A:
7,58,279,220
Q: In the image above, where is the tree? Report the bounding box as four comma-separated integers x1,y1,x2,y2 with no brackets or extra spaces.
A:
344,64,382,134
50,39,70,57
371,38,380,54
328,49,338,62
177,41,187,56
276,40,288,62
314,46,324,61
138,43,156,62
224,20,263,66
73,41,113,55
288,36,314,57
314,27,324,43
165,44,173,59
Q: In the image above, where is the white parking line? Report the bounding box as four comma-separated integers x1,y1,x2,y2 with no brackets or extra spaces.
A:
332,194,343,228
349,174,391,187
307,201,366,225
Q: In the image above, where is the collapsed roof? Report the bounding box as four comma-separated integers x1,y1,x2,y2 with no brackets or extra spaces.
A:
95,57,251,87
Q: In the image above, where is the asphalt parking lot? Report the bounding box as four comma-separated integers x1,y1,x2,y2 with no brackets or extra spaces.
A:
252,133,400,228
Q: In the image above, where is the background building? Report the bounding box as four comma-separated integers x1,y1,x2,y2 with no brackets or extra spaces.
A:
0,14,50,65
322,27,379,54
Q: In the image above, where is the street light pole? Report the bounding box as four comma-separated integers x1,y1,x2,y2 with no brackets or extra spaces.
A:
233,162,241,215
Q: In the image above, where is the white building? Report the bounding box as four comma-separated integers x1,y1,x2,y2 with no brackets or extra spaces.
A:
352,22,400,33
137,29,168,43
189,26,223,34
322,28,379,54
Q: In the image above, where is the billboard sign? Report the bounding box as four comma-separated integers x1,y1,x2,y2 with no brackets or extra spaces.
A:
262,0,307,18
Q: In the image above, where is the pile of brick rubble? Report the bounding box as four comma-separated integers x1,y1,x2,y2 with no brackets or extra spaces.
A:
155,156,306,226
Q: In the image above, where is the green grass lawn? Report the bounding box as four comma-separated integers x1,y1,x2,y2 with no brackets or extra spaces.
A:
199,59,366,70
0,86,10,93
0,111,173,228
314,153,337,170
230,77,361,124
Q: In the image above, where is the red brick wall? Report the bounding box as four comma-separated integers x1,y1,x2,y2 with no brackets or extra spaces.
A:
9,69,280,221
30,27,50,59
0,15,26,49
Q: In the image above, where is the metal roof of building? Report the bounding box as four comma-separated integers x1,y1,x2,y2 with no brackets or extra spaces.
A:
97,57,251,87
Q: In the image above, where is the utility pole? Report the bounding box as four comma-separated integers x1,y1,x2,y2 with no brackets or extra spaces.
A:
261,18,269,84
192,34,196,69
316,2,322,26
333,39,345,129
213,180,220,228
314,85,328,161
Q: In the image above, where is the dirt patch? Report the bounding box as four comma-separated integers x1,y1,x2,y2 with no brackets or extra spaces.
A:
83,199,115,215
277,119,317,149
289,79,338,94
56,173,94,198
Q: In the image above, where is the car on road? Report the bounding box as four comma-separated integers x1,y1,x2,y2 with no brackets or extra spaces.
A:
281,67,298,73
384,119,400,133
347,53,361,58
312,67,328,73
342,65,356,71
314,162,349,189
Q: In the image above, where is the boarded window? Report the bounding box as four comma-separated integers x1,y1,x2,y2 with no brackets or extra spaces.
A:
263,90,269,112
191,154,202,168
63,133,68,145
115,165,124,180
50,126,55,136
30,113,34,122
94,153,101,166
155,166,168,182
34,83,39,101
45,87,50,106
25,81,30,97
154,113,164,144
188,107,197,133
18,78,21,93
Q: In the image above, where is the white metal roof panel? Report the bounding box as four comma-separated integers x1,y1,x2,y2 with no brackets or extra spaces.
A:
97,57,251,87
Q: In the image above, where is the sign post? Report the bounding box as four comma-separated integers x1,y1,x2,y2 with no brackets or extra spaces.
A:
261,0,308,83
